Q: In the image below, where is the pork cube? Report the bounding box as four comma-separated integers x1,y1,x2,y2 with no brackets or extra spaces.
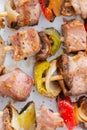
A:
57,51,87,95
10,28,41,60
62,19,87,53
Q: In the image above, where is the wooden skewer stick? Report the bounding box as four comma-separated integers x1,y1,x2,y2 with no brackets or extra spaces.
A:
4,46,14,52
60,37,64,42
0,12,8,17
43,75,63,82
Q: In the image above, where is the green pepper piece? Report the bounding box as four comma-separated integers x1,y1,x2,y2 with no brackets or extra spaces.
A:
44,28,60,55
17,102,36,130
34,61,50,97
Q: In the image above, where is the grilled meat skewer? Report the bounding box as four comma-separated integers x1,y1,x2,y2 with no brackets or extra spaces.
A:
62,19,87,53
57,51,87,96
10,28,41,60
0,68,34,101
0,28,41,61
5,0,41,29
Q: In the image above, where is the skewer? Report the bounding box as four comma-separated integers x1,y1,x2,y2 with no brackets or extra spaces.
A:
42,53,80,83
0,11,8,17
43,75,63,82
4,46,14,52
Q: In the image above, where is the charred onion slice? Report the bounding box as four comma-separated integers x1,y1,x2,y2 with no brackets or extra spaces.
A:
45,60,61,97
3,104,20,130
5,0,19,28
78,98,87,122
17,102,36,130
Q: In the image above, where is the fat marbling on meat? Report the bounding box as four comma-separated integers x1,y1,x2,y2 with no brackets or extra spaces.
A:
62,19,87,53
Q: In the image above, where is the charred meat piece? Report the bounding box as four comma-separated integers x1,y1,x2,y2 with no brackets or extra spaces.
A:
57,51,87,96
62,19,87,53
5,0,41,29
10,28,41,61
61,0,75,16
36,105,64,130
70,0,87,19
36,31,51,61
0,68,34,101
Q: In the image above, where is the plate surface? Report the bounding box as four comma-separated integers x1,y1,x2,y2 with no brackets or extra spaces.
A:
0,1,85,130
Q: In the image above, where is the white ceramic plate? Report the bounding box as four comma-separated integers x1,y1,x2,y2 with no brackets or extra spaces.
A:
0,1,86,130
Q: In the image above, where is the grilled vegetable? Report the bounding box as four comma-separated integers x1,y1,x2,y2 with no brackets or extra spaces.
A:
34,61,51,97
45,60,61,97
34,60,61,97
3,102,36,130
3,104,20,130
17,102,36,130
40,0,54,21
57,96,78,130
49,0,63,16
77,96,87,122
57,95,87,129
44,28,60,55
40,0,63,21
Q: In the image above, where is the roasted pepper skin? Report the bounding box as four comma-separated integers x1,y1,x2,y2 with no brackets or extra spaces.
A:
40,0,54,21
44,28,60,55
84,19,87,32
57,96,77,130
34,61,50,96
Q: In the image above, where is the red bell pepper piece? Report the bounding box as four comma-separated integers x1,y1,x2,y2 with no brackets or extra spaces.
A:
57,96,77,130
84,24,87,32
40,0,54,21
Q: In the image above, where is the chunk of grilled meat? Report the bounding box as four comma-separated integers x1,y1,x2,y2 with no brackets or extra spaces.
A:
62,19,87,53
61,0,75,16
70,0,87,19
10,28,41,61
0,68,34,101
5,0,41,29
57,51,87,96
36,105,64,130
36,31,52,61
